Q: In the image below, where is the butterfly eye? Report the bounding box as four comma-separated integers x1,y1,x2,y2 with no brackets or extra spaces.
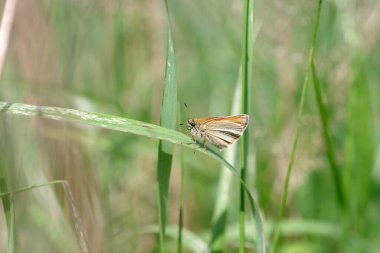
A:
186,119,195,130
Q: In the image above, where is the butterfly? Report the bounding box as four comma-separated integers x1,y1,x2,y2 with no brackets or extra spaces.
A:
185,114,249,150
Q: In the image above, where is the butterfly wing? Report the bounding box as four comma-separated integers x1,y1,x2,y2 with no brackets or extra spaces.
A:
197,115,249,149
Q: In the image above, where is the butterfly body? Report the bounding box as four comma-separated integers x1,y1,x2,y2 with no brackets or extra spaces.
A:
186,114,249,149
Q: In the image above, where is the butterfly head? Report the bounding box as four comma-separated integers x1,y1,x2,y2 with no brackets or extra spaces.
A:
186,118,196,130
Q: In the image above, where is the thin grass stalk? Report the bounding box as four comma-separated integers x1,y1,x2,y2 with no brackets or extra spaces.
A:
311,60,346,208
271,1,323,252
157,0,177,252
177,150,185,253
240,0,253,252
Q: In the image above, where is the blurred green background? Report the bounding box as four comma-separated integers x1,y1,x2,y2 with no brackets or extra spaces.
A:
0,0,379,252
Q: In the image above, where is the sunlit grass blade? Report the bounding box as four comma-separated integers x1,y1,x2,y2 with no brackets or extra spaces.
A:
157,0,177,251
311,60,345,208
240,0,254,252
271,0,323,252
0,101,234,171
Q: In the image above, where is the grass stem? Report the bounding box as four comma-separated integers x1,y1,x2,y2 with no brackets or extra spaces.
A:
271,1,323,252
240,0,253,252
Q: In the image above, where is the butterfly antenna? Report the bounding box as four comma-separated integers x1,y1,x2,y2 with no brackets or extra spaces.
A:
179,102,189,127
179,102,188,126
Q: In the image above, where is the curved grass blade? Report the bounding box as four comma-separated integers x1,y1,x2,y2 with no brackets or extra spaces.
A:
0,101,266,250
311,60,345,208
0,101,231,170
157,0,177,251
271,1,323,252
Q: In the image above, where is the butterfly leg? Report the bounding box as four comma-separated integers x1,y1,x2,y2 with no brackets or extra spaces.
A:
193,135,197,154
193,134,206,154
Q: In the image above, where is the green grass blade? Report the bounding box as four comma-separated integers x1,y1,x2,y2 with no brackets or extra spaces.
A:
240,0,254,252
157,0,177,251
0,159,15,253
210,72,241,252
7,196,15,253
271,1,323,252
246,189,266,253
177,149,185,253
311,60,345,208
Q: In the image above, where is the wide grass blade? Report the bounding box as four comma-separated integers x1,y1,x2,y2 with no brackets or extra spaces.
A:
0,101,235,171
311,60,345,208
271,0,323,252
209,73,241,252
157,0,177,252
240,0,254,252
0,101,267,250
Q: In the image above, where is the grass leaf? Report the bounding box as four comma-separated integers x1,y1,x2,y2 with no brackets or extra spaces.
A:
210,71,242,252
156,0,177,251
271,0,323,252
0,101,236,171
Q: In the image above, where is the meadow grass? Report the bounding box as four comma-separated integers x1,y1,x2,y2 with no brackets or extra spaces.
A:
0,0,379,253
